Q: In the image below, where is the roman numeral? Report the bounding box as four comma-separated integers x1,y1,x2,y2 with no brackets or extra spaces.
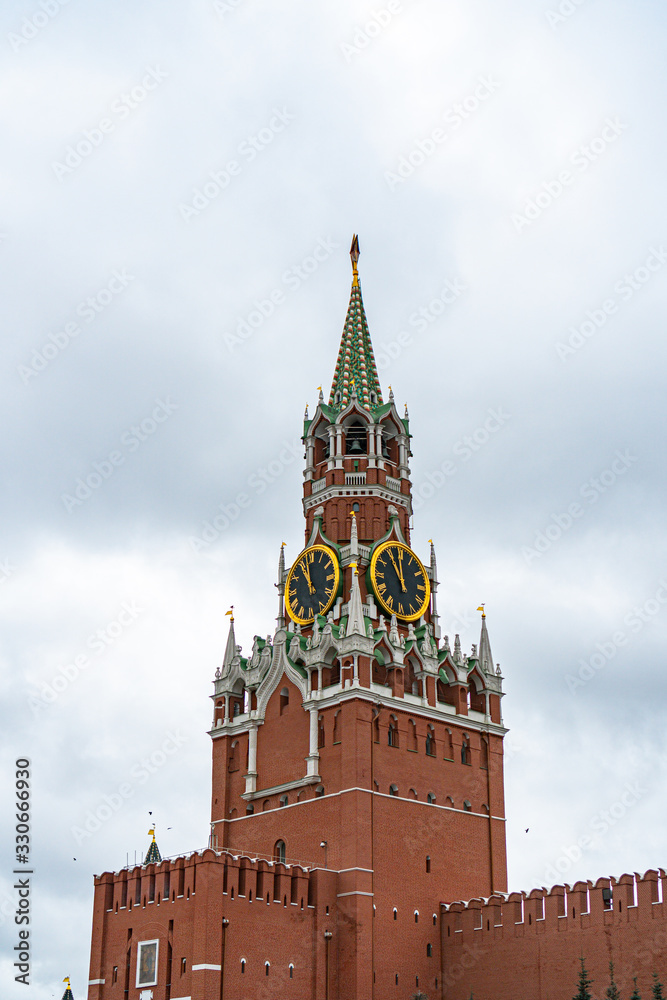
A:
417,584,426,592
299,606,305,618
385,595,394,610
378,583,386,594
326,573,335,581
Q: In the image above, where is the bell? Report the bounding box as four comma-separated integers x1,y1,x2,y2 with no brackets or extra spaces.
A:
348,438,364,454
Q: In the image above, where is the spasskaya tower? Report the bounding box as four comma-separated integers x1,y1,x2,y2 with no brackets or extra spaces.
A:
87,236,508,1000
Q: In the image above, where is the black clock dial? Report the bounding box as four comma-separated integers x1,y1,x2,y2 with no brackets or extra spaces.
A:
370,541,430,621
285,544,340,625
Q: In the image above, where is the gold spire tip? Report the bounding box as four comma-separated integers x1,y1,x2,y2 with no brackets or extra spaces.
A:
350,234,360,286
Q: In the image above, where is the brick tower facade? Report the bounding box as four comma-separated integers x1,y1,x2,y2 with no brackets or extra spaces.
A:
87,237,508,1000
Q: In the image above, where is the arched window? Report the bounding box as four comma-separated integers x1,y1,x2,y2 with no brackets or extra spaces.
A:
388,716,399,748
373,716,380,743
228,740,239,772
408,719,417,751
333,710,341,744
480,736,489,769
232,700,240,717
427,792,436,804
262,799,271,811
315,784,325,797
345,421,367,455
427,943,433,957
246,803,254,814
318,715,325,748
279,794,288,808
426,725,435,756
265,961,270,976
426,856,431,873
280,687,289,715
444,729,454,760
393,908,397,920
240,959,246,974
389,783,398,796
409,787,418,799
461,736,471,765
289,964,294,979
433,913,437,925
463,799,472,812
274,840,286,863
414,910,419,923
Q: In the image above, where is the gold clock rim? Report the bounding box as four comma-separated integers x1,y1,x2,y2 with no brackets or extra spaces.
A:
369,540,431,622
285,543,341,626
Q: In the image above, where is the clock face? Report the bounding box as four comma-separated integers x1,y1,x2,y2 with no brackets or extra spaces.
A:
285,544,341,626
369,541,430,621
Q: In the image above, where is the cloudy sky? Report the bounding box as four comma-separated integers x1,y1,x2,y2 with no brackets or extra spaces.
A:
2,0,666,995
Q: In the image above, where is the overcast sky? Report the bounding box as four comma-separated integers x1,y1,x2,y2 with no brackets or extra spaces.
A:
2,0,667,996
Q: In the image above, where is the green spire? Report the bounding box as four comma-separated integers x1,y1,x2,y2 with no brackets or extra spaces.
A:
144,826,162,865
329,235,383,412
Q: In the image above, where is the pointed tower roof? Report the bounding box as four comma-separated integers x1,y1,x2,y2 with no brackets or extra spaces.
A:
478,606,494,675
329,235,383,412
144,826,162,865
61,978,74,1000
221,608,236,672
346,562,366,638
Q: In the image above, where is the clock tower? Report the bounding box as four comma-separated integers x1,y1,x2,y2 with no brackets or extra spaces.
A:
209,236,508,996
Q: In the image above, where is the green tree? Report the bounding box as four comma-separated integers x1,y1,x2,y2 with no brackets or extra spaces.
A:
630,976,642,1000
606,962,621,1000
652,973,665,1000
574,958,594,1000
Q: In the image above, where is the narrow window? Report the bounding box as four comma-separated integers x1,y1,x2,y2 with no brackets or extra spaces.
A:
315,784,325,797
426,724,436,756
280,794,288,808
393,908,397,920
318,715,325,748
463,799,472,812
228,740,239,772
481,736,489,769
373,716,380,743
389,783,398,797
181,958,186,975
112,967,118,984
427,943,433,957
280,687,289,715
427,792,436,804
289,964,294,979
444,729,454,760
414,910,419,923
240,959,245,974
274,840,286,864
333,710,341,744
408,719,418,751
433,913,437,925
395,974,399,985
426,856,431,873
246,803,254,814
461,736,471,765
265,961,270,976
388,716,399,747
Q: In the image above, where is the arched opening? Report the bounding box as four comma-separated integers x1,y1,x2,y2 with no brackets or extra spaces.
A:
426,725,435,756
388,716,399,748
461,735,471,765
279,794,288,808
414,910,419,923
463,799,472,812
481,736,489,769
373,716,380,743
333,710,341,744
408,719,418,752
389,783,398,797
443,729,454,760
262,799,271,811
265,961,270,977
280,687,289,715
273,840,286,863
318,715,325,748
393,908,397,920
426,856,431,873
315,784,325,797
345,421,367,455
228,740,239,772
232,700,241,718
427,792,436,805
240,959,246,974
427,943,432,957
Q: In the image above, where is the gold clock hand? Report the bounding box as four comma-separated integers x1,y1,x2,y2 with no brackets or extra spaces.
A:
301,559,315,594
388,549,407,592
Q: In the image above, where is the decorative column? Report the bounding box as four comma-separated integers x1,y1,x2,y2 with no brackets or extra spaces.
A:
245,725,258,794
305,707,320,777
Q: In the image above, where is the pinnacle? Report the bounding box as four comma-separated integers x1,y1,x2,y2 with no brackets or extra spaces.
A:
328,236,383,412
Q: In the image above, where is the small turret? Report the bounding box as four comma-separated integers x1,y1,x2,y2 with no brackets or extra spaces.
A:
346,562,366,638
144,826,162,865
61,978,75,1000
477,605,494,675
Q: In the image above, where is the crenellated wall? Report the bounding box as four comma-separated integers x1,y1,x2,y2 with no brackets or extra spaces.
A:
441,869,667,1000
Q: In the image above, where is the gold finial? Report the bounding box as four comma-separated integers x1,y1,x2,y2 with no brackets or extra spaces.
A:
225,606,234,623
350,234,360,286
63,979,71,989
476,604,486,619
148,826,156,841
428,539,433,545
351,561,359,575
281,541,285,547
